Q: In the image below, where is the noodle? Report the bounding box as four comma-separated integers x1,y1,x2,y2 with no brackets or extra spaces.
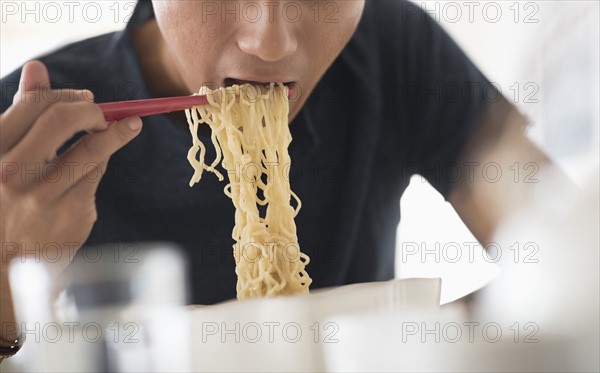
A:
185,83,312,299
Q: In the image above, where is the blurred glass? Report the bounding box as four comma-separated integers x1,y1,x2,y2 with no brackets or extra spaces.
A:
8,243,190,372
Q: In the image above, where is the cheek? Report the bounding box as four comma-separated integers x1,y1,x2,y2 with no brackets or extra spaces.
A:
153,3,195,58
153,1,188,38
153,2,230,86
338,0,366,38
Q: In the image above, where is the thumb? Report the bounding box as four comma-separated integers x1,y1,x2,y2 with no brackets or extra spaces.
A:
14,60,50,103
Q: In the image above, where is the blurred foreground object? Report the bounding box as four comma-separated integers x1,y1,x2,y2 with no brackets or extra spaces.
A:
321,165,599,372
188,278,442,372
7,243,190,372
476,165,599,371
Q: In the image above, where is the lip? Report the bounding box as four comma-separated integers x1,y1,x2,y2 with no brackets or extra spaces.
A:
224,77,295,86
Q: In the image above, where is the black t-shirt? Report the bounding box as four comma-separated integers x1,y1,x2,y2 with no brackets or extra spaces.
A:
0,1,495,304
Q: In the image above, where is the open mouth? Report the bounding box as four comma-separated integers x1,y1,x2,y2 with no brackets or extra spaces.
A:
223,78,297,97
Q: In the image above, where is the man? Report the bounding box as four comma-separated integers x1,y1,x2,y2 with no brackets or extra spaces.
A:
0,0,550,359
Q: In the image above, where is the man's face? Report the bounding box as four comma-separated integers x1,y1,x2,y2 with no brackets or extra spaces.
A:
151,0,365,121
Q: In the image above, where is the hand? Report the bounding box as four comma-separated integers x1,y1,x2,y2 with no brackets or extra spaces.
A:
0,60,143,277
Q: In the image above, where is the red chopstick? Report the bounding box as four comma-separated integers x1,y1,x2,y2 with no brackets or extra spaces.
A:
98,95,209,122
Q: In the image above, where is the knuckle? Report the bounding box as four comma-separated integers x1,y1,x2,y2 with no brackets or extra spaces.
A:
57,89,82,103
40,88,63,104
78,101,103,118
45,102,103,131
85,207,98,225
77,102,105,130
46,103,76,126
66,199,97,227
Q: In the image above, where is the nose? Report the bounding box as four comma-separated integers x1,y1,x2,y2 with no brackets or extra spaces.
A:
237,5,298,62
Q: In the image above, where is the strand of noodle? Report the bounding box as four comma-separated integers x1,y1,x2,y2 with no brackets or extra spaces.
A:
185,83,312,299
186,108,204,186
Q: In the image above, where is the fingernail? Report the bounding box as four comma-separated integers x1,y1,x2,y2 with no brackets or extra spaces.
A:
127,116,142,131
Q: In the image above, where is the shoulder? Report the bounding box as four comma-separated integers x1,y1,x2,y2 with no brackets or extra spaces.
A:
1,31,136,113
367,0,436,33
357,1,443,77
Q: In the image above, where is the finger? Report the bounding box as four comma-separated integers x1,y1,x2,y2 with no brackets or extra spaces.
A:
3,60,50,154
1,60,93,155
14,60,50,98
40,117,142,197
8,101,109,167
1,89,93,155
